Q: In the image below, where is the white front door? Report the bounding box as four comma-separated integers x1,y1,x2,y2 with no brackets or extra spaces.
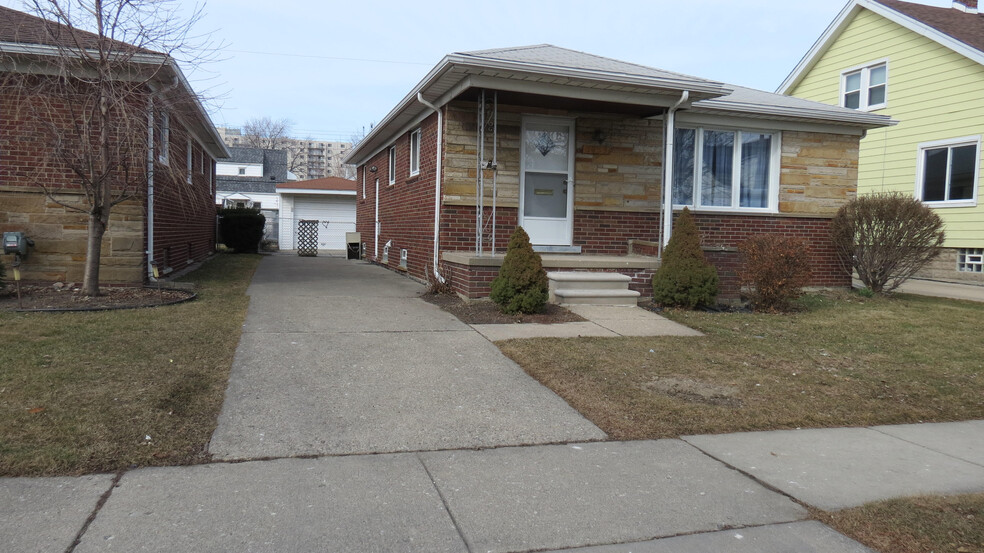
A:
520,116,575,246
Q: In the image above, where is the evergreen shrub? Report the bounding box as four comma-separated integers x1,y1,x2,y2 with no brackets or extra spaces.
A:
652,207,718,308
490,226,548,314
218,207,266,254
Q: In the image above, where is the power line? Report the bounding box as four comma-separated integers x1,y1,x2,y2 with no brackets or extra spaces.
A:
226,49,429,66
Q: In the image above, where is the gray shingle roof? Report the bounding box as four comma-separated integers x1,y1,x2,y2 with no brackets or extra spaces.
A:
696,85,893,127
456,45,724,90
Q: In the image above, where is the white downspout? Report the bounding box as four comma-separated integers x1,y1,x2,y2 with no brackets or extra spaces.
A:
146,98,155,280
417,93,446,284
374,177,380,259
661,90,689,256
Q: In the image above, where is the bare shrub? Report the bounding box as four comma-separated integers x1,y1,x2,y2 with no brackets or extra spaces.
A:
830,193,944,294
739,235,812,312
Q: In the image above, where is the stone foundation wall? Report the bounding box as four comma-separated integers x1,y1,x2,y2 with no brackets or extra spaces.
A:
916,248,984,284
0,189,145,283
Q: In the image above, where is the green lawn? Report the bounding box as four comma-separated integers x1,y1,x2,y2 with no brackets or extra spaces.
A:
0,254,261,476
498,291,984,439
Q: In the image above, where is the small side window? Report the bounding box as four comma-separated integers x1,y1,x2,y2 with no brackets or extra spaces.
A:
409,129,421,176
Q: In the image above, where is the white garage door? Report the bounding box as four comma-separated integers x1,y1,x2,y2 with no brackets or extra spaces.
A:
292,197,356,251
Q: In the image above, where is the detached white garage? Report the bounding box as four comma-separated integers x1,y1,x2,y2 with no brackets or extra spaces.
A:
277,177,357,252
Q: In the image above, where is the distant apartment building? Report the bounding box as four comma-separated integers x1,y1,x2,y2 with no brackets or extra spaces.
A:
216,127,353,180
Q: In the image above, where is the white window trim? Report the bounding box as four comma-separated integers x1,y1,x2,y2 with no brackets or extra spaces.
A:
158,112,169,163
840,58,889,112
388,146,397,185
672,126,782,214
409,128,421,177
914,135,981,208
199,143,205,174
186,138,193,184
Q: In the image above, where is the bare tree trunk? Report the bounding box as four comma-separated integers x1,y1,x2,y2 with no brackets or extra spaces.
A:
82,212,107,295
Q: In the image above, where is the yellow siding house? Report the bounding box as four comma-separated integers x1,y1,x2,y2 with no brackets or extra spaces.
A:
780,0,984,282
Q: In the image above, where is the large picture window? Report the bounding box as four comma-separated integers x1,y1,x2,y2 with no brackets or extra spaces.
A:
917,137,980,206
673,126,778,211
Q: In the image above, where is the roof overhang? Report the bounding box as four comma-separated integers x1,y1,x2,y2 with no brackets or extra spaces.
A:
0,41,229,160
778,0,984,94
277,188,357,196
691,97,896,130
344,53,733,166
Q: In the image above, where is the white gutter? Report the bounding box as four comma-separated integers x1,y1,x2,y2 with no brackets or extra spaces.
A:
416,93,446,284
661,91,689,254
146,98,155,280
374,176,379,260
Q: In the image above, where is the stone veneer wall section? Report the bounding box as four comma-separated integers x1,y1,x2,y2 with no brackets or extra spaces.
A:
779,131,859,215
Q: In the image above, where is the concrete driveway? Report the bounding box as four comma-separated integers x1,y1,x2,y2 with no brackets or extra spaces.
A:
208,254,605,460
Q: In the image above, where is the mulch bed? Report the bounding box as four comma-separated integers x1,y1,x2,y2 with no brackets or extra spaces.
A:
421,292,586,325
0,284,194,311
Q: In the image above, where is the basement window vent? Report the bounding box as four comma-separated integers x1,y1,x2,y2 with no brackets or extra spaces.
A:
400,249,408,269
957,248,984,273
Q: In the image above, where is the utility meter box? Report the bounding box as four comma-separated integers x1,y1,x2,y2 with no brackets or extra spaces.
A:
3,232,29,257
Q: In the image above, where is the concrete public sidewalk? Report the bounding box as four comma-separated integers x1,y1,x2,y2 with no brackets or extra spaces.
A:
4,257,984,552
5,420,984,552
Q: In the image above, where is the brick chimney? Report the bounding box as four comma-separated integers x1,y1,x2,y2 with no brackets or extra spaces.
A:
953,0,979,14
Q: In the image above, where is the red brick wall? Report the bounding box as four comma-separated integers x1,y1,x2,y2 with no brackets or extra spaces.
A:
692,213,848,300
0,77,217,283
150,124,217,276
356,111,442,282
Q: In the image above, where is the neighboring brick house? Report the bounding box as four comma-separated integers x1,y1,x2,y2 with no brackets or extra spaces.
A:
0,6,228,284
344,45,893,301
780,0,984,284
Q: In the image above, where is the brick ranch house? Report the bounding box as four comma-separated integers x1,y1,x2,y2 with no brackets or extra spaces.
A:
344,45,894,301
0,6,228,284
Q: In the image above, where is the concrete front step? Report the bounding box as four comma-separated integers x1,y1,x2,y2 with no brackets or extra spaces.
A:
547,271,632,291
553,288,641,306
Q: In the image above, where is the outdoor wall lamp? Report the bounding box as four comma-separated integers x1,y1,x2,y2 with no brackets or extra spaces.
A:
369,165,378,173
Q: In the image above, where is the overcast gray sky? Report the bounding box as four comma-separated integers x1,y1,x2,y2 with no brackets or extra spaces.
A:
1,0,954,142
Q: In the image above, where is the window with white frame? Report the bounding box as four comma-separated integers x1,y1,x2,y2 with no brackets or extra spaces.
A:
672,126,780,211
388,146,396,184
916,137,980,206
186,138,193,184
409,128,421,176
958,248,983,273
157,111,170,163
199,144,205,174
842,61,887,111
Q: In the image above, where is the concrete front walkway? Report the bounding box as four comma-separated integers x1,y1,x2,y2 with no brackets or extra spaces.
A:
898,278,984,303
4,257,984,553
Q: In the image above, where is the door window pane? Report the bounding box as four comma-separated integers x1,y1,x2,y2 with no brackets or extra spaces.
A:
672,128,695,205
922,147,948,202
740,133,771,208
950,145,977,200
524,125,569,172
524,172,568,218
701,130,734,207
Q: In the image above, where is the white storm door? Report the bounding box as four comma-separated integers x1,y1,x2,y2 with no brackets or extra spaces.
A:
520,117,575,246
